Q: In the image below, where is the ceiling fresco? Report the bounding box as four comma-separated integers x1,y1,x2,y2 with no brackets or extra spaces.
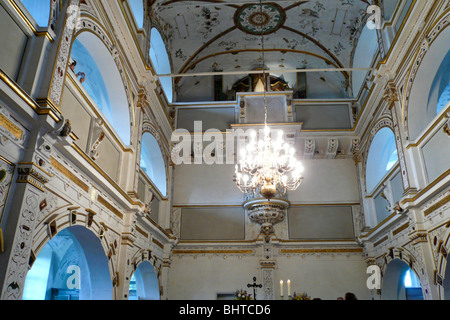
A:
150,0,371,99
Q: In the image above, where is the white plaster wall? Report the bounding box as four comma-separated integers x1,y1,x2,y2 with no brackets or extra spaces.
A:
168,254,260,300
276,255,371,300
287,159,360,204
173,159,359,205
173,163,245,205
168,253,371,300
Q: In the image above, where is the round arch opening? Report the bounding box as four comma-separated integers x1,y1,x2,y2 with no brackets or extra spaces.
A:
129,261,160,300
140,132,167,197
70,31,131,145
365,127,399,193
381,259,424,300
23,226,113,300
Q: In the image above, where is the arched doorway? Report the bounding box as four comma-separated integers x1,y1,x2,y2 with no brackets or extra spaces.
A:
129,261,160,300
381,259,424,300
23,226,113,300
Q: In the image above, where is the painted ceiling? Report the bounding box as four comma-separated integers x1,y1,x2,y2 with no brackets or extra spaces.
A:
150,0,371,99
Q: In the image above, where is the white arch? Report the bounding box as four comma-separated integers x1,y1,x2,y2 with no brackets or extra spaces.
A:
381,259,423,300
71,31,131,145
23,226,113,300
408,27,450,140
141,132,168,197
130,261,160,300
365,127,399,193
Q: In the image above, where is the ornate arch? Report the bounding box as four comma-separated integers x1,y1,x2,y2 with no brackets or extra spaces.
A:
29,206,119,295
71,14,135,141
139,120,170,198
362,116,395,193
429,214,450,299
402,10,450,140
378,246,431,299
124,248,163,299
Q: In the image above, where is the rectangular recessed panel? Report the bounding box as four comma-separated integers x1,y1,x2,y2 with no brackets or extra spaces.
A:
295,104,351,130
181,207,245,240
374,192,391,224
177,107,235,132
175,15,189,38
288,206,355,240
332,9,347,35
421,127,450,183
0,5,28,81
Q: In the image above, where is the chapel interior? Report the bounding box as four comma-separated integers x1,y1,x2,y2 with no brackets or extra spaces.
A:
0,0,449,301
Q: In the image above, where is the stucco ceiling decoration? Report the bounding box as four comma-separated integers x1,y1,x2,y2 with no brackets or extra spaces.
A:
234,3,286,35
151,0,370,97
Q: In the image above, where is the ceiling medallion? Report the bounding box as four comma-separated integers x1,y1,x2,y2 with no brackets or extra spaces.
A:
234,3,286,35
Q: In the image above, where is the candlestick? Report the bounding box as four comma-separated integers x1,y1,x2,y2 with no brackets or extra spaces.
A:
280,280,284,297
287,279,291,297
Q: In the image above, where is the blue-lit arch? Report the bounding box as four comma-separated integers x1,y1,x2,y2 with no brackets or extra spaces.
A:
140,132,167,197
428,50,450,116
366,127,399,193
150,28,173,103
23,226,113,300
70,31,131,145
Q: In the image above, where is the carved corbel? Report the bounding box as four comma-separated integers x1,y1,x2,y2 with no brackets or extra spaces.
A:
325,138,339,159
304,139,315,159
90,119,105,161
383,82,399,108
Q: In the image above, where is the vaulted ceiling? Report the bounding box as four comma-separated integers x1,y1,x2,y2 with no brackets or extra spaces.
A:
150,0,371,100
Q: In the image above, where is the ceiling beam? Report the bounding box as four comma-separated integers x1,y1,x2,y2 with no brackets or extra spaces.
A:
157,67,374,78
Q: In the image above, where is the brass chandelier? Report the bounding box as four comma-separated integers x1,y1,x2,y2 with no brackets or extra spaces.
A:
234,0,304,200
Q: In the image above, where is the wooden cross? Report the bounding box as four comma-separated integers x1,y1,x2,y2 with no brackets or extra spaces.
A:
247,277,262,300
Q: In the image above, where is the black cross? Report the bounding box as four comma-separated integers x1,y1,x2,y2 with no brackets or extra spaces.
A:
247,277,262,300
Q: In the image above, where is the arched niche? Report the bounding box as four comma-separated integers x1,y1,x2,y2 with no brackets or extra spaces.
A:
129,0,144,29
150,27,173,103
351,24,379,97
70,31,131,145
365,127,399,193
129,261,160,300
381,259,423,300
140,131,168,197
407,26,450,141
23,226,113,300
20,0,51,27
